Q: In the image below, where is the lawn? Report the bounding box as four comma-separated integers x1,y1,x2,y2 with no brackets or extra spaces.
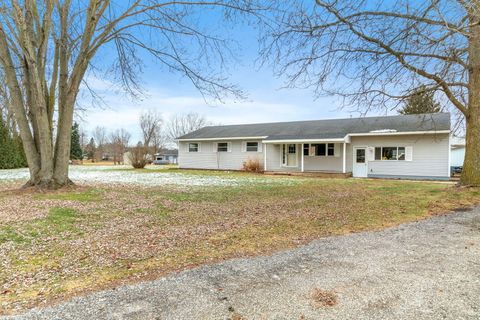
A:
0,166,479,315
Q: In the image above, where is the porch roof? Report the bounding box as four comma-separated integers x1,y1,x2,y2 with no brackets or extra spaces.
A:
262,133,345,144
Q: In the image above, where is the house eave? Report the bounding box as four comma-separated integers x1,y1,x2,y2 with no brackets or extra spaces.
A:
177,130,450,143
263,138,345,144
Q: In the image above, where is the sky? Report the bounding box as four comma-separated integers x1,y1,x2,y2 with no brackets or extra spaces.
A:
76,3,390,143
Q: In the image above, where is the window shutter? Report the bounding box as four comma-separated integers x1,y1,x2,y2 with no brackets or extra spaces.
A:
334,143,340,157
228,142,232,152
405,146,413,161
309,145,316,156
258,142,263,152
366,147,375,161
213,142,217,153
241,142,246,152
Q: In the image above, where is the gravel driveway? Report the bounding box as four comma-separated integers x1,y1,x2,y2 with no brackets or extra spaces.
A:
5,208,480,320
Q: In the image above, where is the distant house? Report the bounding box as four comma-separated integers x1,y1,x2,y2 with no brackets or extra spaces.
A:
176,113,451,180
450,136,465,168
153,149,178,165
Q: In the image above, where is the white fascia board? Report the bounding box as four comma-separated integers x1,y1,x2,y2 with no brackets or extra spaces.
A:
263,138,345,144
177,136,268,142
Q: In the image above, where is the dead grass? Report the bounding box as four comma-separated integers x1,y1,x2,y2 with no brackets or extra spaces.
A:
310,288,338,308
0,176,479,314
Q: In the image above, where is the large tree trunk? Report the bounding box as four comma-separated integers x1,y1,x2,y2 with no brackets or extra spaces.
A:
462,112,480,186
461,7,480,187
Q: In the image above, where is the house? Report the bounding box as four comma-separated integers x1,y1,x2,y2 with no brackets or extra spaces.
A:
154,149,178,165
450,135,465,169
177,113,451,180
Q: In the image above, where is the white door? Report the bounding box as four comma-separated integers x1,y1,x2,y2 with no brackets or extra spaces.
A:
353,147,368,177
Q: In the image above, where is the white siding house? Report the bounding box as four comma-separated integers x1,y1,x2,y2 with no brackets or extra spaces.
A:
450,136,465,167
177,113,451,180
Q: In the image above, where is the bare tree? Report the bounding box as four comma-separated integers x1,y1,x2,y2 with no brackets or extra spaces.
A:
109,128,131,165
167,112,209,145
0,1,271,189
264,0,480,185
129,111,163,169
93,126,107,162
140,110,163,155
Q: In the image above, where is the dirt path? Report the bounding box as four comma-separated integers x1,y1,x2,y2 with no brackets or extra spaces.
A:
5,208,480,320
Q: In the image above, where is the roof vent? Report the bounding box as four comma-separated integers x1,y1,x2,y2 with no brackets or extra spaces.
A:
369,129,397,133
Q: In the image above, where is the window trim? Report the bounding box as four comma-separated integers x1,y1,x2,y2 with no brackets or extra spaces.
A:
305,143,336,157
245,141,259,152
373,146,406,161
216,142,231,152
188,142,200,153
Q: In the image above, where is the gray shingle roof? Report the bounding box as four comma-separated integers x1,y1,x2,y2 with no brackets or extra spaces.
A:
177,113,450,140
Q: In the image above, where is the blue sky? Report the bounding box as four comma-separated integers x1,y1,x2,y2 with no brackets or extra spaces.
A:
77,4,390,142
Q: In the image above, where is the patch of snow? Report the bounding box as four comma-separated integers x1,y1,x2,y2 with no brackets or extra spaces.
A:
0,166,299,187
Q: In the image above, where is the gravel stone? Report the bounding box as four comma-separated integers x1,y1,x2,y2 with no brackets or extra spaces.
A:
4,208,480,320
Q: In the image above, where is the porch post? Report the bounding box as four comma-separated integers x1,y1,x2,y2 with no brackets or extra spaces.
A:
263,143,267,172
301,143,305,172
342,142,347,173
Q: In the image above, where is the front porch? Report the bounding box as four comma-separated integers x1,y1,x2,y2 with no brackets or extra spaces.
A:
263,140,351,174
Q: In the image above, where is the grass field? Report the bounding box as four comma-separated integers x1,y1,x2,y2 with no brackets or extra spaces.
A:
0,166,479,314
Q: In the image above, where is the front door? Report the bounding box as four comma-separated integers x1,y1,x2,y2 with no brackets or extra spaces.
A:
282,144,298,167
353,147,368,177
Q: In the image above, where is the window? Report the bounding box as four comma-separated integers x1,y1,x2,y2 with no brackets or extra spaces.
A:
356,149,365,163
188,143,199,152
374,147,406,161
217,142,229,152
288,144,296,154
327,143,335,156
310,143,335,156
303,144,310,156
317,144,326,156
246,142,258,152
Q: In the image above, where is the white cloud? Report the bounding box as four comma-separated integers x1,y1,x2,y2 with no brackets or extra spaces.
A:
76,77,355,143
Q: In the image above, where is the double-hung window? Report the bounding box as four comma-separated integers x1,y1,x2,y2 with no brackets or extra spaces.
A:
188,143,199,152
246,142,258,152
217,142,229,152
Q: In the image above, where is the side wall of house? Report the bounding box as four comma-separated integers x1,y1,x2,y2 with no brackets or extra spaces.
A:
178,133,450,179
346,133,450,178
450,147,465,167
178,140,263,170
